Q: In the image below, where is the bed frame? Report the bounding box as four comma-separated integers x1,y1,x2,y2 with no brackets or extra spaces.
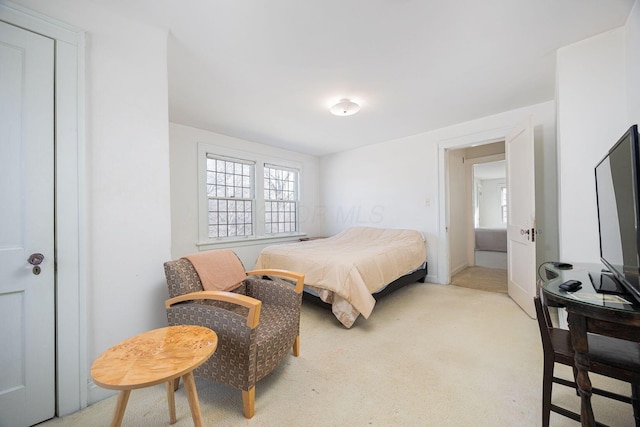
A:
302,263,428,309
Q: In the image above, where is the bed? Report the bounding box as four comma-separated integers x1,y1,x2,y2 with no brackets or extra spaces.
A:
474,227,507,269
474,227,507,252
254,227,427,328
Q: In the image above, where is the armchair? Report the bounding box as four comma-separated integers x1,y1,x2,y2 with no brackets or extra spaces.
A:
164,249,304,418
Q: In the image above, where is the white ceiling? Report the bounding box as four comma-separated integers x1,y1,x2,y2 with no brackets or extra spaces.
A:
104,1,634,155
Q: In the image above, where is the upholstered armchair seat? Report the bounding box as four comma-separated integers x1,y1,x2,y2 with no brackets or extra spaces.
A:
164,253,304,418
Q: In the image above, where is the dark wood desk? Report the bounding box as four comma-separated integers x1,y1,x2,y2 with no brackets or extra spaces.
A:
540,263,640,427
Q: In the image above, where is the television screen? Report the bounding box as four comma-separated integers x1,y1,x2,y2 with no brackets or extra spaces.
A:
595,124,640,302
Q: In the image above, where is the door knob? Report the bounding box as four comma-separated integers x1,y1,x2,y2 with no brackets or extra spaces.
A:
28,253,44,266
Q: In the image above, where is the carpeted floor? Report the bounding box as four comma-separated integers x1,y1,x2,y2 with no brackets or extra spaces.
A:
39,282,633,427
451,266,508,293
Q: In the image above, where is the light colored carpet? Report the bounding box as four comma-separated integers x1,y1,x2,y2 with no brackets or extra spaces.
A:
40,283,634,426
451,266,508,294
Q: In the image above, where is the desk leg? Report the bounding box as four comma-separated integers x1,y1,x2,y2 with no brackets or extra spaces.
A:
182,371,204,427
568,313,595,427
110,389,131,427
166,380,177,424
632,385,640,427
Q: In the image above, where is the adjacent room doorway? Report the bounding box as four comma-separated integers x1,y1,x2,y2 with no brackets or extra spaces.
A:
439,118,538,318
447,143,508,294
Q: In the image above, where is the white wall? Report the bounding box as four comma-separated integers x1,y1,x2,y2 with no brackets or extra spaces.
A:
320,101,557,284
319,132,438,282
169,123,322,269
627,1,640,124
556,1,640,264
557,27,629,262
447,148,468,275
9,0,173,406
479,178,506,228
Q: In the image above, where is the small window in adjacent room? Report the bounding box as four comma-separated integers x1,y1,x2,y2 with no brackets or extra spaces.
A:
500,185,508,224
206,155,254,238
264,164,299,234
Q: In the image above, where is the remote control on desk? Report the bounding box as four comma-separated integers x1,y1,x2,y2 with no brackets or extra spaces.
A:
559,280,582,291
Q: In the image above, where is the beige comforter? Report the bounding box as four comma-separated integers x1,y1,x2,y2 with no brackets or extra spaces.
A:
254,227,427,327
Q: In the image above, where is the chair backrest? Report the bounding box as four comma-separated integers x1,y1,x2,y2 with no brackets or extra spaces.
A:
534,294,555,355
183,249,247,292
164,258,204,298
164,250,253,298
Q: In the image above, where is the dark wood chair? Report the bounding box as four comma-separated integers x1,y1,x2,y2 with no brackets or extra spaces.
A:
535,294,640,427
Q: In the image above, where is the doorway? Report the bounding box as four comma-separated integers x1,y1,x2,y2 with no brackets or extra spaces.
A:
472,159,507,269
438,117,542,318
447,142,508,293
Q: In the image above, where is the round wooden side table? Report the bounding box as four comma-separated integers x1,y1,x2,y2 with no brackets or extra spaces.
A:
91,325,217,427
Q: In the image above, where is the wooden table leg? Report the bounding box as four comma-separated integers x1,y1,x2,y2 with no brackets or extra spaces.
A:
166,380,177,424
110,389,131,427
182,371,204,427
568,312,596,427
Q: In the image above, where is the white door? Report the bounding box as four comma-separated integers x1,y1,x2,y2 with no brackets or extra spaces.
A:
0,21,56,426
506,117,536,318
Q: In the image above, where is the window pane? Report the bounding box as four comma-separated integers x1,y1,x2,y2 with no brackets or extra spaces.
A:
206,156,254,238
264,165,297,234
500,186,507,224
205,155,301,240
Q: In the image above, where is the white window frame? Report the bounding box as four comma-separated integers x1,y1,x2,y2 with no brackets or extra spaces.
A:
500,184,507,225
206,154,256,239
264,163,299,235
197,143,304,248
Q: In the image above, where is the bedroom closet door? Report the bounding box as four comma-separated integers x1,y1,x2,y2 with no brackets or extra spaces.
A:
0,21,56,426
505,117,536,318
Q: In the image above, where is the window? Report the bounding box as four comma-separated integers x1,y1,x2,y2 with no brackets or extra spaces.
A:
264,165,298,234
198,143,302,245
206,156,254,238
500,185,507,224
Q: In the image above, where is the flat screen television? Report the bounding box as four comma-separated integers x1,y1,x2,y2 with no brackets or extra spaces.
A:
595,124,640,304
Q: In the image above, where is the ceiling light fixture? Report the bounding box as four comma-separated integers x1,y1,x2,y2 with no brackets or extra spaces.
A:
330,98,360,116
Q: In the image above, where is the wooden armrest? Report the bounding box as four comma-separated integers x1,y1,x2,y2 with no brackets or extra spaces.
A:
245,269,305,294
165,291,262,328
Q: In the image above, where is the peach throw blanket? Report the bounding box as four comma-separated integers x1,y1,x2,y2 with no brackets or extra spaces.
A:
183,250,246,292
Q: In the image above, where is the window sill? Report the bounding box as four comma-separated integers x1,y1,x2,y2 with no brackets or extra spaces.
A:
196,233,307,250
